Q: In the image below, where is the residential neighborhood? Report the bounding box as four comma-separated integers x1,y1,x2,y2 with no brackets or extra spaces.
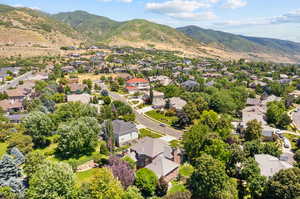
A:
0,46,299,199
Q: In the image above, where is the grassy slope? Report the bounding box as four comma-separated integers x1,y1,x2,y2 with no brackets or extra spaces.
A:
177,25,300,55
0,4,82,47
52,11,120,42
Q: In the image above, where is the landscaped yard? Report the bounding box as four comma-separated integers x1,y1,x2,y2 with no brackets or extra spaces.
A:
75,168,101,186
145,110,177,125
283,133,300,151
0,142,8,157
139,128,164,138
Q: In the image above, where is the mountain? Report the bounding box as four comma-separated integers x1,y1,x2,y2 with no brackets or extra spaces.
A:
52,11,120,42
177,25,300,56
0,4,83,57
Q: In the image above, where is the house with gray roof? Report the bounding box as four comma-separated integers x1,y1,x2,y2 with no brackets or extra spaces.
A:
131,137,181,181
255,154,293,177
112,120,138,146
181,80,199,91
146,155,179,181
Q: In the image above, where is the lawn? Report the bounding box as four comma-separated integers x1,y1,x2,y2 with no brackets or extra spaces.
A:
0,142,8,157
283,133,300,151
139,128,164,138
75,168,101,186
145,110,177,126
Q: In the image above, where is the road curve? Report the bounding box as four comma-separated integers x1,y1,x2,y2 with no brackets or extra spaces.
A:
100,83,183,139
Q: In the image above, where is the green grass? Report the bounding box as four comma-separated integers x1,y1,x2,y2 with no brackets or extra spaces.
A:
0,142,8,158
283,133,300,151
145,110,177,125
139,128,164,138
75,168,101,186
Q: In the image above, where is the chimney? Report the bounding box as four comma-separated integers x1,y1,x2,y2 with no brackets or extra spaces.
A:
173,148,181,164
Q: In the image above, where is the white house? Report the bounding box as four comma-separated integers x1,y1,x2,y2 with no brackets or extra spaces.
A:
112,120,138,146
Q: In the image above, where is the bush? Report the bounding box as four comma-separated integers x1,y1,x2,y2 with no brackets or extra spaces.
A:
135,168,158,197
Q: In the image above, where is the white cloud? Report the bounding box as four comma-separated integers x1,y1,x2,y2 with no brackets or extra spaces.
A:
214,9,300,27
145,0,216,21
223,0,247,9
146,0,210,14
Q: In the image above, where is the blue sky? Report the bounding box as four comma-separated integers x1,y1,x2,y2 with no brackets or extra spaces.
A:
1,0,300,42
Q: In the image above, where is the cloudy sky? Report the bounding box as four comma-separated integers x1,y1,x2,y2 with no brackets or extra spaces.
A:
1,0,300,42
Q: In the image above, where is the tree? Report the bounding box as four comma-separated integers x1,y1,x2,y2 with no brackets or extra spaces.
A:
123,186,143,199
135,168,158,197
22,111,54,147
245,120,262,141
239,158,267,199
0,186,18,199
156,177,168,197
199,110,219,130
188,154,238,199
102,120,115,152
0,155,24,193
81,167,124,199
203,138,231,164
174,110,191,128
263,168,300,199
57,117,100,158
23,151,47,179
183,124,211,162
26,161,76,199
107,156,135,188
53,102,98,123
7,133,33,154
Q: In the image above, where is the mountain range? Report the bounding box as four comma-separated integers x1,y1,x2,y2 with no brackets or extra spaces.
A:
0,4,299,63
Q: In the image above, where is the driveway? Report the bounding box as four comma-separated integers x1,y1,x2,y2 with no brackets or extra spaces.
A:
101,83,183,139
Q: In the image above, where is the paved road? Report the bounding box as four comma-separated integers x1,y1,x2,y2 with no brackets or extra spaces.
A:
0,71,33,92
101,83,183,139
292,108,300,130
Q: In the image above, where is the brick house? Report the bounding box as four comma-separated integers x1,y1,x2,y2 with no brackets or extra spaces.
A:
131,137,181,182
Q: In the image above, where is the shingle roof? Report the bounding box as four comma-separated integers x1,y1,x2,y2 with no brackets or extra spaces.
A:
67,94,92,104
146,155,179,178
112,120,137,136
131,137,170,158
255,154,293,177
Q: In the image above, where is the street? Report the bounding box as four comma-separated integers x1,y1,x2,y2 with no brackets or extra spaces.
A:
0,71,33,92
101,83,183,139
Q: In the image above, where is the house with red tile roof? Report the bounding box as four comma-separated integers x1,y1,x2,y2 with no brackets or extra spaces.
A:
126,78,150,94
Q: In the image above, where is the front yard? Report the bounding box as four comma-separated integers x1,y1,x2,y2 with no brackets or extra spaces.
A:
139,128,164,138
145,110,177,126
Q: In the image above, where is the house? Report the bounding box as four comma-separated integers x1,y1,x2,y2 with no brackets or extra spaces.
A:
0,99,23,113
61,66,76,73
149,76,172,86
146,155,179,181
242,106,267,125
131,137,181,182
7,114,28,123
262,126,277,141
30,73,48,81
246,98,261,106
126,78,150,93
67,83,87,94
254,154,293,177
67,94,92,104
169,97,187,111
6,88,31,100
112,120,138,146
181,80,199,91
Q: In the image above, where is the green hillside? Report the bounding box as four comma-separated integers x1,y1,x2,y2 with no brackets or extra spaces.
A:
53,11,120,42
177,25,300,55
